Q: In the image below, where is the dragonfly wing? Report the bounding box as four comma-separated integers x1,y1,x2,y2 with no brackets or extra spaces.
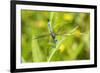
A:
32,34,50,40
55,26,79,36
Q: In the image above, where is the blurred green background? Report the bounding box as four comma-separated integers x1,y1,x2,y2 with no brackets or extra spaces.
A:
21,9,90,63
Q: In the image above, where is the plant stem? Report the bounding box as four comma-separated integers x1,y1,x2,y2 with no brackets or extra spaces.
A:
47,48,57,62
50,12,54,25
47,37,66,62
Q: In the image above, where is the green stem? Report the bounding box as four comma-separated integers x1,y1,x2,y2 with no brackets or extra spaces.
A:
47,48,57,62
50,12,54,25
47,37,66,62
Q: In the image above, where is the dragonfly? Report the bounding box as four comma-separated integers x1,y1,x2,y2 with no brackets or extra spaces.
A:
33,19,79,44
47,20,57,43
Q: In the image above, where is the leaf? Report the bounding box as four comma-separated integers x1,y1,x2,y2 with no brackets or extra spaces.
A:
32,35,45,62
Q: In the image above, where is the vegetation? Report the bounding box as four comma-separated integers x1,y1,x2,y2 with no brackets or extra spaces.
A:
21,9,90,63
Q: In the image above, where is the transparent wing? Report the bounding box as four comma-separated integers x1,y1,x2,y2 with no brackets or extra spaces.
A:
55,13,80,36
55,26,79,36
32,33,51,40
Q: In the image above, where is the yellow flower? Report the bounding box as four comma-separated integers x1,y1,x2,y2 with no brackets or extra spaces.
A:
74,29,81,38
63,14,73,21
35,20,45,28
59,44,65,53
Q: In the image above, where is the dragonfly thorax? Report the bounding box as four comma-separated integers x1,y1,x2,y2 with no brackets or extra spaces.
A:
50,32,56,40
